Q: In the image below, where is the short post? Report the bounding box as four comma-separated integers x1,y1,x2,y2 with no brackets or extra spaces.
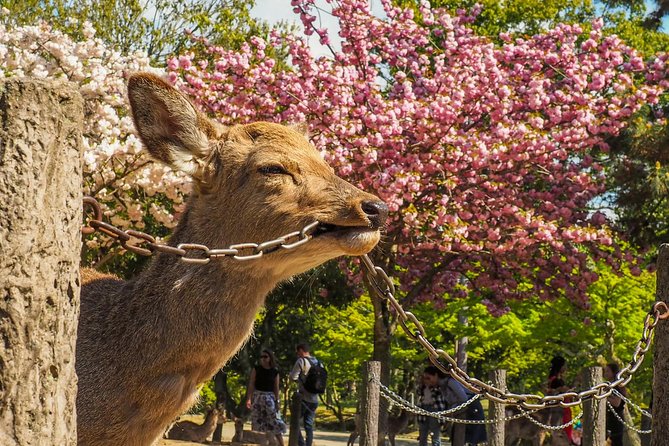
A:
288,392,301,446
582,367,606,446
652,244,669,446
360,361,380,446
488,370,506,446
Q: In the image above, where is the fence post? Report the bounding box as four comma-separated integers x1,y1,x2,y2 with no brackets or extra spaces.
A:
488,369,506,446
652,244,669,446
0,79,83,445
288,392,301,446
582,367,606,446
360,361,380,446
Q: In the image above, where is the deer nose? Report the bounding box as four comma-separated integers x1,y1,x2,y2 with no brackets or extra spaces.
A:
361,200,389,230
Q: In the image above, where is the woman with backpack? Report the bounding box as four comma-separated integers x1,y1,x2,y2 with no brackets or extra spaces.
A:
245,348,287,445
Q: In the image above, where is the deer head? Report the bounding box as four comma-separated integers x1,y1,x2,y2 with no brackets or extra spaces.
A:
127,73,388,280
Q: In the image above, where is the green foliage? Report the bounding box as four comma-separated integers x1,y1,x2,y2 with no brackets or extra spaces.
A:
396,0,596,38
192,380,217,414
0,0,283,60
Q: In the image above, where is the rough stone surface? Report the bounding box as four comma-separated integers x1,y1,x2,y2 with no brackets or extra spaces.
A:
0,79,83,445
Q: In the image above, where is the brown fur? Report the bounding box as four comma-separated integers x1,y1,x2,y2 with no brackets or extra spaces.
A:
505,407,570,446
232,418,277,446
166,407,221,442
347,410,410,446
76,73,388,446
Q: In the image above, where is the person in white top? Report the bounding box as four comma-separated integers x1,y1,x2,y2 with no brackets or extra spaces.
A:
289,343,319,446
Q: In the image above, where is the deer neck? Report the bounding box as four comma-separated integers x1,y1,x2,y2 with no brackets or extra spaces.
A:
119,210,280,380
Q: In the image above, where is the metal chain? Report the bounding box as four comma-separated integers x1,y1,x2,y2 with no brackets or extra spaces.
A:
378,381,585,429
82,197,319,263
376,379,482,415
524,409,583,431
377,382,537,425
607,401,652,434
612,389,652,419
360,253,669,410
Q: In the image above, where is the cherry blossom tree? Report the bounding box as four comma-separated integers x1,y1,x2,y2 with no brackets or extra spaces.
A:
0,20,191,270
168,0,668,312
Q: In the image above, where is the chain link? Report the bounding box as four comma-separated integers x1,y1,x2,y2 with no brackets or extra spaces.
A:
360,254,669,410
82,197,319,262
376,380,481,416
612,389,652,419
378,381,585,429
524,409,583,431
607,401,652,434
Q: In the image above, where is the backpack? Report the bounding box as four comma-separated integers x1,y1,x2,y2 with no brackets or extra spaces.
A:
302,358,328,394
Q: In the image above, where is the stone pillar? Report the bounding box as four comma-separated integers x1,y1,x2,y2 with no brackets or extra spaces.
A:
0,79,83,445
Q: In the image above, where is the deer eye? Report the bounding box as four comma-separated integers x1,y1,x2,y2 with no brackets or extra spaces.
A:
258,165,289,175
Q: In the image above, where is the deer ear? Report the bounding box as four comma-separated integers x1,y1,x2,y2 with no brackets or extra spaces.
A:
289,122,309,137
127,72,227,178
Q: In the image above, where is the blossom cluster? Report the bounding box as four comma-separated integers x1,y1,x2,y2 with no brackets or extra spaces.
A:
168,0,669,309
0,21,186,253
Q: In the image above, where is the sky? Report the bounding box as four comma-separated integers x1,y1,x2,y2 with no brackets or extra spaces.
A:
250,0,386,57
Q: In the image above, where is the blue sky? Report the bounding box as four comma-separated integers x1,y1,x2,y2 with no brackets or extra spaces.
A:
250,0,386,57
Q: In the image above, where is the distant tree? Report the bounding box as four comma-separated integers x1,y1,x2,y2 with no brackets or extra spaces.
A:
0,0,281,60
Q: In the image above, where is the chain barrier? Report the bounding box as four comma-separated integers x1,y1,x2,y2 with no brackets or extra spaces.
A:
82,197,319,262
376,380,482,416
612,389,652,419
607,401,652,435
82,197,669,414
360,254,669,411
377,380,583,430
525,410,583,431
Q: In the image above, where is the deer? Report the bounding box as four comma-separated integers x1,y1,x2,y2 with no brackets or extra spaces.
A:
347,410,411,446
232,417,278,446
165,406,222,443
76,72,388,446
505,407,570,446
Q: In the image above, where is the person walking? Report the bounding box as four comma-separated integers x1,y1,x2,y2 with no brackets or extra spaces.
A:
545,355,575,444
604,362,627,446
420,366,487,446
246,349,286,446
417,366,447,446
289,343,321,446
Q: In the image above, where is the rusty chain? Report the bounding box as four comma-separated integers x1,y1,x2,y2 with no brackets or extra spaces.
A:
360,254,669,410
82,197,319,262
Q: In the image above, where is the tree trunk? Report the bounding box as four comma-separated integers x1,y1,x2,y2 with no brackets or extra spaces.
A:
0,79,83,445
652,244,669,446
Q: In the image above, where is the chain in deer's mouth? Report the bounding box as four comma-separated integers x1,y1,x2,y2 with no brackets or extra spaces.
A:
312,222,378,237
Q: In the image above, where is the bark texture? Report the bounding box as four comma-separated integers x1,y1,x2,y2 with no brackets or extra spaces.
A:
652,245,669,446
0,78,83,445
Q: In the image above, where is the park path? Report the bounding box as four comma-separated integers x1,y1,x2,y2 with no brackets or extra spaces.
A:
159,420,421,446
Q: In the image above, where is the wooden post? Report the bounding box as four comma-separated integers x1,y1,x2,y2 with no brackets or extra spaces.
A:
288,392,301,446
488,370,507,446
652,244,669,446
0,79,83,445
582,367,606,446
360,361,380,446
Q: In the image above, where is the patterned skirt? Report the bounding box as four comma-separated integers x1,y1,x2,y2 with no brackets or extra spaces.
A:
251,391,287,434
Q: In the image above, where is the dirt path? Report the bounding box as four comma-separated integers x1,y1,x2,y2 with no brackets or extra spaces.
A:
159,421,421,446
